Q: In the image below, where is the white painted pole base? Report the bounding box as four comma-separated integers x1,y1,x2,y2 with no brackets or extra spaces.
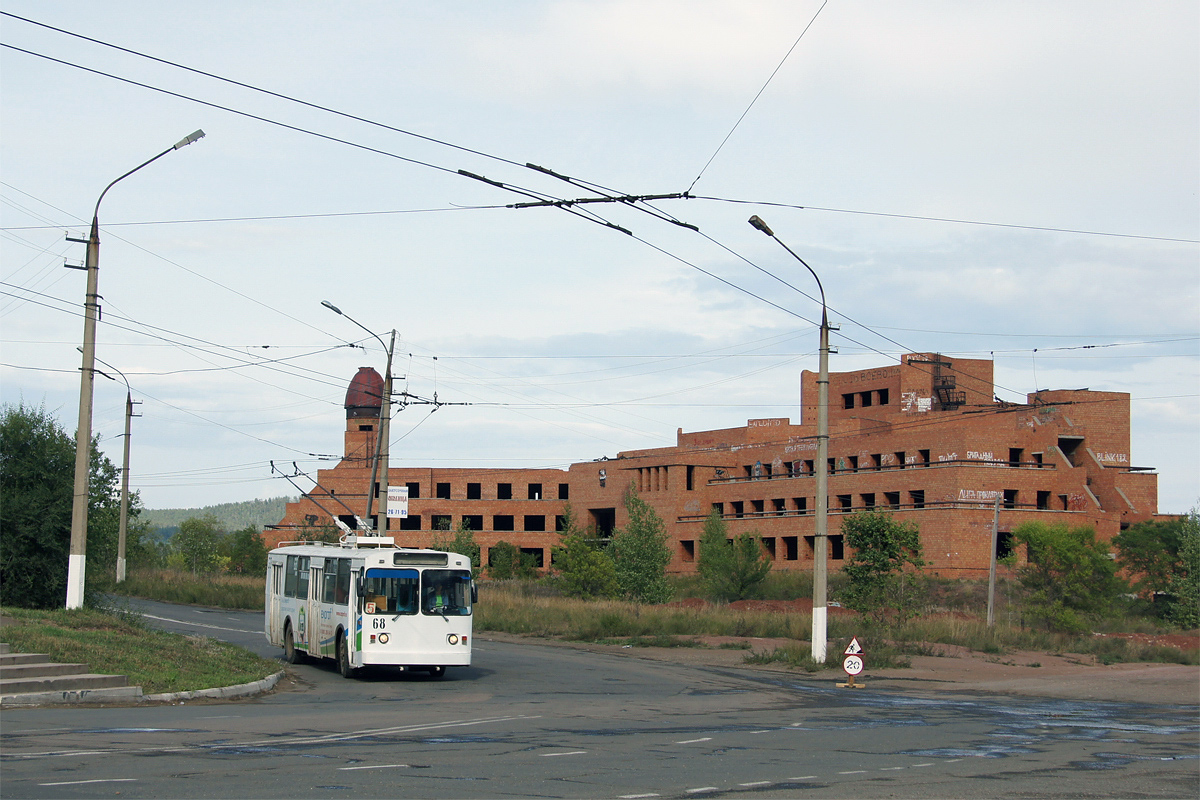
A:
811,605,827,663
65,554,87,609
116,557,127,583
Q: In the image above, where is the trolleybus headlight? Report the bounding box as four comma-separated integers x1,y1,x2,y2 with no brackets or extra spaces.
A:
447,634,459,645
379,633,389,644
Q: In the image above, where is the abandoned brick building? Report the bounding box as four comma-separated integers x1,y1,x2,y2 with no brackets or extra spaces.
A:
266,353,1160,578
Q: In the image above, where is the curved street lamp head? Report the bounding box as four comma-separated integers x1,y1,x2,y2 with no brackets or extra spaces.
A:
321,300,343,315
173,130,206,150
748,215,774,237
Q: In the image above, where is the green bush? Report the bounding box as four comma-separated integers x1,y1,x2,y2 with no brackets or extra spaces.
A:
696,510,772,601
1013,521,1125,633
609,493,673,604
839,511,925,623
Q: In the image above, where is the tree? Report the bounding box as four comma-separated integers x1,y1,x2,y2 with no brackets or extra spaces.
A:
609,492,672,604
1013,521,1125,633
431,518,481,573
487,540,538,580
551,506,619,599
1163,511,1199,629
225,525,268,575
1,402,132,608
1,402,74,608
839,511,925,623
696,510,771,601
173,514,224,574
1113,518,1188,607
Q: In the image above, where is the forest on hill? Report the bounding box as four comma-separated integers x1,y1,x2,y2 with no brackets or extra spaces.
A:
144,496,296,536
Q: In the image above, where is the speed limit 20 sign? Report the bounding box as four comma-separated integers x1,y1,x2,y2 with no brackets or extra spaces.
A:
842,654,864,675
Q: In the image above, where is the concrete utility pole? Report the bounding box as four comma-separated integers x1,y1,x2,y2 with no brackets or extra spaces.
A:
88,354,140,582
748,215,833,663
322,301,396,534
987,492,1001,626
66,130,205,609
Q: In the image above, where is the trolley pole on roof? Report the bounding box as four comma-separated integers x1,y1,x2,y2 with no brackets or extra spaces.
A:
748,215,832,663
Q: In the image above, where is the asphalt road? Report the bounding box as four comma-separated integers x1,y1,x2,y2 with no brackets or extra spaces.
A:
1,599,1196,799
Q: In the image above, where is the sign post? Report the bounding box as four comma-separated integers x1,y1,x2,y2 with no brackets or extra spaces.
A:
838,637,865,689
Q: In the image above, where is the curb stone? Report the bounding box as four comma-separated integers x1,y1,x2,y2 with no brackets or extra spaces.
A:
142,670,284,704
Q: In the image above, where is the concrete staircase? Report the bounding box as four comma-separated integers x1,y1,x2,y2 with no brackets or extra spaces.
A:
0,642,143,705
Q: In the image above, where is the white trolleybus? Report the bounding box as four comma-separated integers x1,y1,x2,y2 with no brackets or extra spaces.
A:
265,535,475,678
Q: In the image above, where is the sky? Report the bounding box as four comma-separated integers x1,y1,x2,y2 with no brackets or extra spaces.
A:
2,1,1197,514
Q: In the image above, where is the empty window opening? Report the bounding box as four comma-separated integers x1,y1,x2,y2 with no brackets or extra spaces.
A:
859,391,873,408
358,423,373,431
843,393,855,409
462,515,483,531
1032,452,1043,466
894,451,905,469
686,466,695,491
555,515,567,532
497,483,513,500
878,388,890,405
681,540,695,562
837,494,853,511
558,483,570,500
773,498,786,515
783,536,799,561
794,497,808,514
885,491,901,509
528,483,542,500
467,482,482,500
910,490,925,509
996,531,1014,560
751,499,764,515
1009,448,1023,467
431,514,452,531
732,501,745,518
1057,436,1084,467
524,514,547,532
871,454,883,471
406,481,420,499
828,457,837,474
1003,489,1018,509
589,507,617,538
919,449,931,465
862,493,876,509
493,515,515,532
804,459,815,474
520,548,545,569
762,537,776,560
712,502,724,517
847,455,859,471
1059,494,1069,510
436,482,451,500
399,515,421,531
1037,491,1050,510
830,535,845,560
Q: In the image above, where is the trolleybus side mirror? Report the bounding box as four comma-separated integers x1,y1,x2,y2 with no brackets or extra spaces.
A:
471,580,478,604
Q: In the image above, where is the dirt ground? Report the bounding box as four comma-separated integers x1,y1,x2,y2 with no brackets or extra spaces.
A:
481,598,1200,706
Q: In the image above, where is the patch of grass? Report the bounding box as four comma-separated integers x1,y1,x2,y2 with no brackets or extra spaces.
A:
718,641,752,650
102,568,265,611
0,606,278,694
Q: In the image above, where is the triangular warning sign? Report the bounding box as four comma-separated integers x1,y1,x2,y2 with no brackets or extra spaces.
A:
844,637,863,655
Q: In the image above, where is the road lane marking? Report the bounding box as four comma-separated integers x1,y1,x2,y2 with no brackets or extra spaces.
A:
912,762,934,767
880,766,905,771
619,794,660,798
39,779,137,787
838,770,866,775
675,737,712,745
136,612,254,634
540,751,586,757
685,788,719,794
789,776,817,780
339,764,410,771
739,781,771,787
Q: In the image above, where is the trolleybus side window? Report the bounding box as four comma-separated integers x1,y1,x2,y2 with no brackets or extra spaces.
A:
363,568,419,615
422,569,473,616
322,558,351,603
284,555,310,599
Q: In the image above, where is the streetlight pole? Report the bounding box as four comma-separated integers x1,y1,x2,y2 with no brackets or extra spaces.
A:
748,215,832,663
322,301,396,535
90,355,139,583
66,130,205,609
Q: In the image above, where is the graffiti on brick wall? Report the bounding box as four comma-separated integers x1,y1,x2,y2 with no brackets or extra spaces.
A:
844,366,900,385
938,452,958,462
880,453,896,466
966,450,1004,463
901,391,933,412
772,456,785,474
749,418,784,428
1068,493,1088,511
958,489,1002,502
784,440,817,454
905,455,919,465
1095,452,1128,464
